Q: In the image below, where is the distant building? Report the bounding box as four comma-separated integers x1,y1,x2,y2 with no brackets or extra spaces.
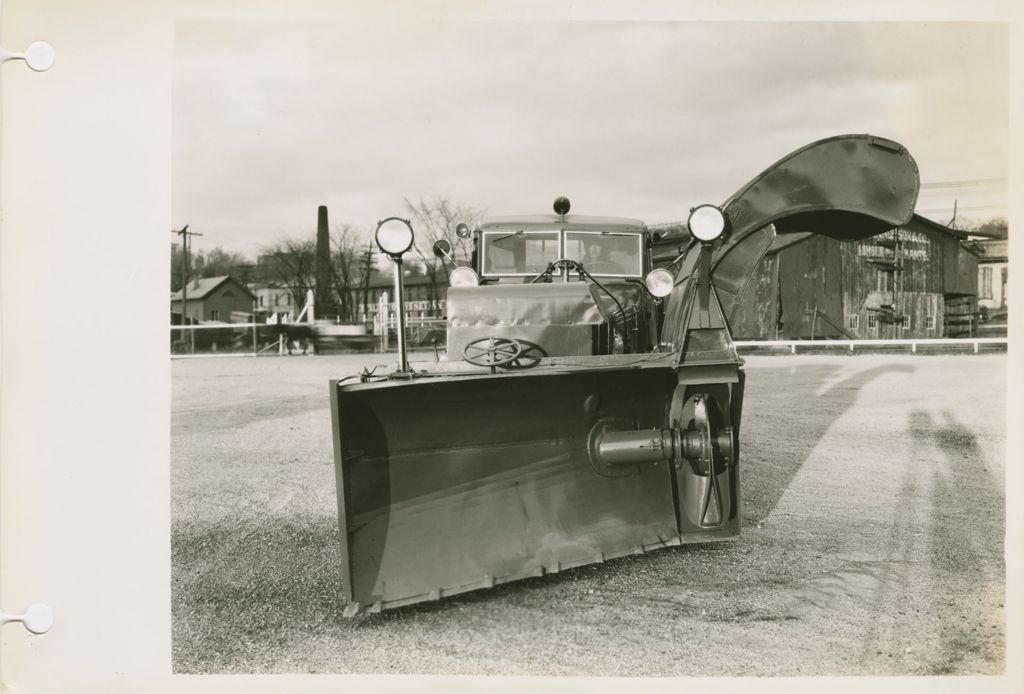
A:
170,275,256,324
730,214,981,339
250,282,299,321
971,237,1008,336
974,239,1008,313
345,268,450,321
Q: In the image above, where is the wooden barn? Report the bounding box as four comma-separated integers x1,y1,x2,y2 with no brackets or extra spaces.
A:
730,214,980,340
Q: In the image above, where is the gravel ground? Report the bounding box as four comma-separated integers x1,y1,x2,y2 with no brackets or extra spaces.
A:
171,352,1006,675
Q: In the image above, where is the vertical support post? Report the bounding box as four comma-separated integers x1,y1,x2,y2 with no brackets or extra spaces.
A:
912,342,917,353
974,341,979,354
379,292,389,352
790,343,796,354
393,258,409,372
252,300,258,355
698,243,713,328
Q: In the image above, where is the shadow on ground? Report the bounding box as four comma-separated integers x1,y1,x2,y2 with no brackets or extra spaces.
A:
741,363,915,523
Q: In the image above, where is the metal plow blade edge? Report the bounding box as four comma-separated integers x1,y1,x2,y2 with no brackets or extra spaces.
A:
329,364,738,615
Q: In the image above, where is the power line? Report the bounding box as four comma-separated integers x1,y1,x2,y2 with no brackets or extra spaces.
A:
919,178,1007,190
917,204,1006,214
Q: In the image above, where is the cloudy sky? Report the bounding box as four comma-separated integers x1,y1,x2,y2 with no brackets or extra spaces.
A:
173,20,1008,257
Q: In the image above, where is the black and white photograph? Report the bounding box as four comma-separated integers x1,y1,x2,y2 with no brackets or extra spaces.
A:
168,18,1009,676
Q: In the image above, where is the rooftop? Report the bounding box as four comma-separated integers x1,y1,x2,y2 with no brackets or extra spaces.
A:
170,275,256,301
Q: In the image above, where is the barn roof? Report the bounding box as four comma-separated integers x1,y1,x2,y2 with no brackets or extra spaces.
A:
765,214,965,255
906,213,968,240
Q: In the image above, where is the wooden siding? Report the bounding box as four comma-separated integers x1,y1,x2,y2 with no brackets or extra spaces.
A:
728,218,978,340
730,254,778,340
778,235,844,339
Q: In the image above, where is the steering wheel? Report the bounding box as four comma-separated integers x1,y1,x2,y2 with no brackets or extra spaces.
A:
463,336,523,368
506,339,547,369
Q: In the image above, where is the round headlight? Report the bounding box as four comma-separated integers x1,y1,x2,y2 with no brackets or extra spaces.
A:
644,268,675,298
449,267,480,288
687,204,726,242
375,217,415,256
455,222,471,239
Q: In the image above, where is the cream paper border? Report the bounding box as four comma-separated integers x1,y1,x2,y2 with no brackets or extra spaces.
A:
0,1,1020,692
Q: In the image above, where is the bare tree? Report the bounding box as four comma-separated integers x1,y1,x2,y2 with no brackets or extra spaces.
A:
197,247,252,278
402,194,483,313
328,224,376,322
956,216,1008,238
260,238,318,311
170,245,252,291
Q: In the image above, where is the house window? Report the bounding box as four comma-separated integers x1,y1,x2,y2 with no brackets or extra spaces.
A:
210,310,220,321
926,315,936,331
847,314,859,331
258,296,264,307
867,313,878,329
979,267,993,299
876,268,894,292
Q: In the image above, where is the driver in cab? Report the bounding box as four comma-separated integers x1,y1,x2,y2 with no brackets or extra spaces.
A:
583,240,625,275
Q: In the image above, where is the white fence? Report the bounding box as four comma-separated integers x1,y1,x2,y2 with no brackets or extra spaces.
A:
171,322,1007,360
170,318,448,359
734,337,1008,354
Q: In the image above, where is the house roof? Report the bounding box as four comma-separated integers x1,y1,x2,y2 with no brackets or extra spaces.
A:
170,275,256,301
973,239,1008,262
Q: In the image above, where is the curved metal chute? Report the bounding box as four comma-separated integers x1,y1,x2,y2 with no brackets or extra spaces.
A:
663,134,920,342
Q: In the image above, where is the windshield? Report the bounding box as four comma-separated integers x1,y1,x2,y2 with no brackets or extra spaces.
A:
565,231,643,277
481,230,561,276
481,228,644,278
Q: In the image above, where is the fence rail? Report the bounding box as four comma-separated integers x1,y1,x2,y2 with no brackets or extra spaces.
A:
734,337,1008,354
170,321,1007,360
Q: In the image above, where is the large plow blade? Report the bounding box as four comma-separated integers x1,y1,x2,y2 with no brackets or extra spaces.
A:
330,364,738,615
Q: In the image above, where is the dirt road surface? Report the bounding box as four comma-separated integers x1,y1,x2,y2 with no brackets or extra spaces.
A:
171,353,1006,676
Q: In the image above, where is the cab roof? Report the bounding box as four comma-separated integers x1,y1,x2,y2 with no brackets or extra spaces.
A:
481,214,647,233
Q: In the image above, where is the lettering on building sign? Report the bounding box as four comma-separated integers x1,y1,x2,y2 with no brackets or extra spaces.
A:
856,229,931,262
367,300,446,314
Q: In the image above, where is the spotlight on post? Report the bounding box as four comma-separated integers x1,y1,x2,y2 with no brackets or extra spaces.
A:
375,217,416,373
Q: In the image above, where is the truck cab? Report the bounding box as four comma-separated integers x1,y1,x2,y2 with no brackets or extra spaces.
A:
442,197,674,365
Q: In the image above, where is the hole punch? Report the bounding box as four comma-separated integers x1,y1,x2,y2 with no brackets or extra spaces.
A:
0,603,53,635
0,41,55,72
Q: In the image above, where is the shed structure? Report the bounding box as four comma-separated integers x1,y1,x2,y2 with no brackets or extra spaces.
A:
730,214,980,340
170,275,256,324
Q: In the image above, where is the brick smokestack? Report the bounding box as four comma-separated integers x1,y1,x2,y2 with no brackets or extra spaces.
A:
316,205,331,316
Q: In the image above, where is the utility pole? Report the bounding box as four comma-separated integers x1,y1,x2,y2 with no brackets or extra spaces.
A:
172,224,202,352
